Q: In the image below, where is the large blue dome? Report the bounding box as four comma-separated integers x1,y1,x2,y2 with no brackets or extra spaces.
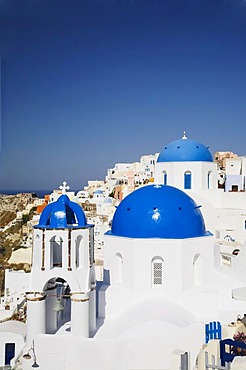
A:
37,194,87,229
109,185,208,239
157,137,213,163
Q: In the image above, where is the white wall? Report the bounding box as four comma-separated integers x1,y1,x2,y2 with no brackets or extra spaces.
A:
0,332,24,366
100,233,215,320
155,161,217,192
5,269,29,303
216,240,246,285
225,158,242,175
0,321,25,368
217,208,246,232
225,175,244,192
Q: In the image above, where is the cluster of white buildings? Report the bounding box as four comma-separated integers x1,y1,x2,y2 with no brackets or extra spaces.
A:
2,135,246,370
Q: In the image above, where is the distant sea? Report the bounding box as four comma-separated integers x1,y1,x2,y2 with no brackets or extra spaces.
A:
0,190,81,198
0,190,51,198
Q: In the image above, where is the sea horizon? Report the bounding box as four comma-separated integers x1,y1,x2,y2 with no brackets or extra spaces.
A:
0,189,81,198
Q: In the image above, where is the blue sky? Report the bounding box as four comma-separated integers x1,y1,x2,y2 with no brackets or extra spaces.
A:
0,0,246,191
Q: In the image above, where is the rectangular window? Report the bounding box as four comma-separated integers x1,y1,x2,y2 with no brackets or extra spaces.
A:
153,262,163,285
221,255,231,268
5,343,15,365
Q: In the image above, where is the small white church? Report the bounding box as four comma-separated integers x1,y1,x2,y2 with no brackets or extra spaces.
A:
2,136,246,370
155,134,246,245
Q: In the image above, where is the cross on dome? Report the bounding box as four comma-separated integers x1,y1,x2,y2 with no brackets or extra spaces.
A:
59,181,70,194
182,131,187,140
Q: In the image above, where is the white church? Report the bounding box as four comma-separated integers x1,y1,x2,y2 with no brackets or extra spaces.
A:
155,134,246,246
2,135,246,370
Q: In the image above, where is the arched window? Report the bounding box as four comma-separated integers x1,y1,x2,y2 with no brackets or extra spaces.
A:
184,171,192,189
193,254,202,286
50,236,63,268
151,257,164,287
163,171,167,185
114,253,123,283
75,235,83,268
208,171,213,189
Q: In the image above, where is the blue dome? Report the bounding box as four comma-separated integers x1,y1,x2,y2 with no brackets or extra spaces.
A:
157,138,213,162
104,197,113,204
94,190,103,195
37,195,87,229
109,185,208,239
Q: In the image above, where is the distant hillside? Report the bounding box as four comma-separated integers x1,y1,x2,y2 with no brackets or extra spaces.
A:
0,193,36,294
0,193,35,227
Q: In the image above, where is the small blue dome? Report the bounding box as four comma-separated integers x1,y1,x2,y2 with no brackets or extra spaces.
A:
94,189,103,195
157,138,213,163
37,195,87,229
109,185,208,239
104,197,113,204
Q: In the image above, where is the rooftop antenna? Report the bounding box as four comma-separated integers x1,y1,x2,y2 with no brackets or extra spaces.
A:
182,131,187,140
59,181,70,194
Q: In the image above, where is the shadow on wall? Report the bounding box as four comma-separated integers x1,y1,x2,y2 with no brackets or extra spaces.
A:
96,269,110,320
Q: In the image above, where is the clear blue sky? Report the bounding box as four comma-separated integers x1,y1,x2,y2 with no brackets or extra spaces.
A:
0,0,246,191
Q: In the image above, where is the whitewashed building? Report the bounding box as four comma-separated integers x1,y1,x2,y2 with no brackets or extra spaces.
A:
3,137,246,369
155,134,246,246
224,156,246,192
0,185,243,370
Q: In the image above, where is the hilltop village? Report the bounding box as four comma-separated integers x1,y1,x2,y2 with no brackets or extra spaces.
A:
1,135,246,370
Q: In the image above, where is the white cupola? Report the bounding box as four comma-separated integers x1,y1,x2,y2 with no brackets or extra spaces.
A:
155,134,217,192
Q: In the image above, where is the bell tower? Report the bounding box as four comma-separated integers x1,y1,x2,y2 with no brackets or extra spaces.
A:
25,193,96,347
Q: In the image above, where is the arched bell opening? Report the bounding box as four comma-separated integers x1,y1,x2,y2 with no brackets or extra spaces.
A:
43,277,71,334
49,236,63,269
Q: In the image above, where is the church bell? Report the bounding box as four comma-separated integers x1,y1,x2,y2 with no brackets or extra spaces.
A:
53,297,64,312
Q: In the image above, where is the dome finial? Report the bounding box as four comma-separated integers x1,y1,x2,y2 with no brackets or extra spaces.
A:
59,181,70,194
182,131,187,140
